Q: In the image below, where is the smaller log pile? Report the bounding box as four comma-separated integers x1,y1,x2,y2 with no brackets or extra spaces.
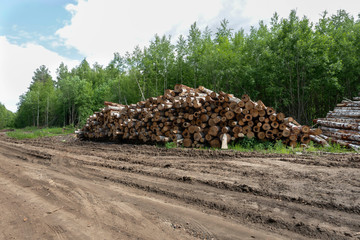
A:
77,84,320,148
313,95,360,151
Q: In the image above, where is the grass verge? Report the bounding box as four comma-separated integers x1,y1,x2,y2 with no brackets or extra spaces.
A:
6,126,76,140
228,137,353,154
163,137,354,154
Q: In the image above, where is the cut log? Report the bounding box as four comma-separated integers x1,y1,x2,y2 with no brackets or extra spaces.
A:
310,135,329,147
200,114,209,122
210,91,219,100
289,134,298,142
248,109,258,118
262,123,271,131
209,126,220,136
246,131,255,139
257,132,265,140
269,114,277,122
314,117,360,124
171,134,183,142
319,134,360,151
242,125,251,134
174,84,192,93
210,138,221,148
233,126,242,135
337,101,360,107
253,126,261,133
276,112,285,121
289,141,297,148
245,101,255,110
183,138,193,148
244,114,253,121
334,106,360,111
300,134,310,144
197,86,213,95
309,128,322,135
182,129,191,138
326,111,360,118
270,121,279,129
315,119,360,131
283,117,294,124
320,126,360,142
225,111,235,120
194,132,204,142
266,107,275,115
241,94,250,102
205,134,213,141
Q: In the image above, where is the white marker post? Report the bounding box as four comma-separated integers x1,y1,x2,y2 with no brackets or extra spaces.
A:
221,134,228,149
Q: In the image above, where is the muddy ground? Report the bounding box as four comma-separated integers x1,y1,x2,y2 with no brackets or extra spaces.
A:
0,133,359,240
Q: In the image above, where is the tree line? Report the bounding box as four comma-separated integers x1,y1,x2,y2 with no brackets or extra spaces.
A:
0,103,15,129
13,10,360,128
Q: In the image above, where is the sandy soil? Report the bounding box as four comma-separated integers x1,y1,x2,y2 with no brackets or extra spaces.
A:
0,133,359,239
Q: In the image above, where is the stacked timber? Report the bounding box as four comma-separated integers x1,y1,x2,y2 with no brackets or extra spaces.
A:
313,96,360,151
77,85,319,148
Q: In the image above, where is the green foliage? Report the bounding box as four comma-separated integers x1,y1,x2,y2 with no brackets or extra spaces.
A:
165,142,177,149
0,103,15,129
321,142,351,153
228,139,354,154
13,10,360,131
229,138,278,153
15,65,56,128
6,126,75,140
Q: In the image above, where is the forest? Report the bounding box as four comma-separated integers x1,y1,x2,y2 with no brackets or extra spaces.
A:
7,10,360,128
0,103,15,129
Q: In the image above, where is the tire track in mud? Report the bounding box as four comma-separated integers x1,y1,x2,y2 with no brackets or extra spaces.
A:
3,141,358,215
0,136,359,239
25,137,360,170
14,141,360,213
0,142,282,240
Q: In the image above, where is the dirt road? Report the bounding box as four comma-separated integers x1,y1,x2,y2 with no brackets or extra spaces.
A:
0,133,359,239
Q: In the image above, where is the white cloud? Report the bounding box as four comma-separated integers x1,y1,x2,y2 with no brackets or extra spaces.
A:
56,0,360,67
0,36,79,112
56,0,224,65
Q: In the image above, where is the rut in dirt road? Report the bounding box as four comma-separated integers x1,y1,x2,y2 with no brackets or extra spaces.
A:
0,134,359,239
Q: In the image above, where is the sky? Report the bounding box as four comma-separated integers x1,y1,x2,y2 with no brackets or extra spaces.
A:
0,0,359,112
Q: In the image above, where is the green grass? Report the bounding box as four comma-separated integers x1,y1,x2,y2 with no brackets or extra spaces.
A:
160,136,354,154
6,126,76,140
228,137,353,154
165,141,177,149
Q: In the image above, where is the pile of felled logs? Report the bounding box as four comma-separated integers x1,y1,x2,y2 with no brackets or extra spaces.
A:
76,84,320,148
313,95,360,151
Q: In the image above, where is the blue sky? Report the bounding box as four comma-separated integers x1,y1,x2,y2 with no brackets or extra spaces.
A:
0,0,81,59
0,0,359,112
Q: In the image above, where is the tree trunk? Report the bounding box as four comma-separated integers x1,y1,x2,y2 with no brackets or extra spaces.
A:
46,96,49,127
37,93,40,127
